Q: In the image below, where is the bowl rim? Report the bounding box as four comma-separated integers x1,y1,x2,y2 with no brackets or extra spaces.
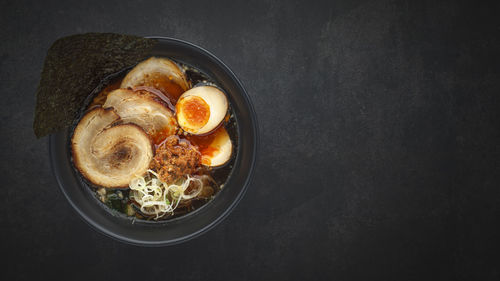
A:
49,36,259,246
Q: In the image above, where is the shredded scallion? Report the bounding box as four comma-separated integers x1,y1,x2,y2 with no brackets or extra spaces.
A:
129,170,203,219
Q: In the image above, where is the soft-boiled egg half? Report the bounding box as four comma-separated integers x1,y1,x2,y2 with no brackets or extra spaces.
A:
176,86,228,135
187,126,232,167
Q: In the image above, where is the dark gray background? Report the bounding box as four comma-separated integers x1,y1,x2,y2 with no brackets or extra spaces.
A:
1,0,499,280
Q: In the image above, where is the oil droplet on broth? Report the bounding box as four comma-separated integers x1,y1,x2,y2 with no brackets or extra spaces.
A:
145,72,187,103
90,78,123,107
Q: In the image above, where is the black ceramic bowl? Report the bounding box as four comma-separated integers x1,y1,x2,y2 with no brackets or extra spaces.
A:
49,37,258,246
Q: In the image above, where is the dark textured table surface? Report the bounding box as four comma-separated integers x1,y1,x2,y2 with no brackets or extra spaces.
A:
1,0,499,280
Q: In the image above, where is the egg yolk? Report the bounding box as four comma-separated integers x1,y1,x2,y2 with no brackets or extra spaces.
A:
177,96,210,131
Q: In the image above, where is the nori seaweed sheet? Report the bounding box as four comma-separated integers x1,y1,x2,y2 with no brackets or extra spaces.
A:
33,33,157,138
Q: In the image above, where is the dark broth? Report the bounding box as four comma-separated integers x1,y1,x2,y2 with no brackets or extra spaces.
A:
70,58,238,221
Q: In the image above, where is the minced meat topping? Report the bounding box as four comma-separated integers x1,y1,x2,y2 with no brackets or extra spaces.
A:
150,135,201,183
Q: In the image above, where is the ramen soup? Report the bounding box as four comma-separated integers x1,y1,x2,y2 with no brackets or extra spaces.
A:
70,57,237,221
